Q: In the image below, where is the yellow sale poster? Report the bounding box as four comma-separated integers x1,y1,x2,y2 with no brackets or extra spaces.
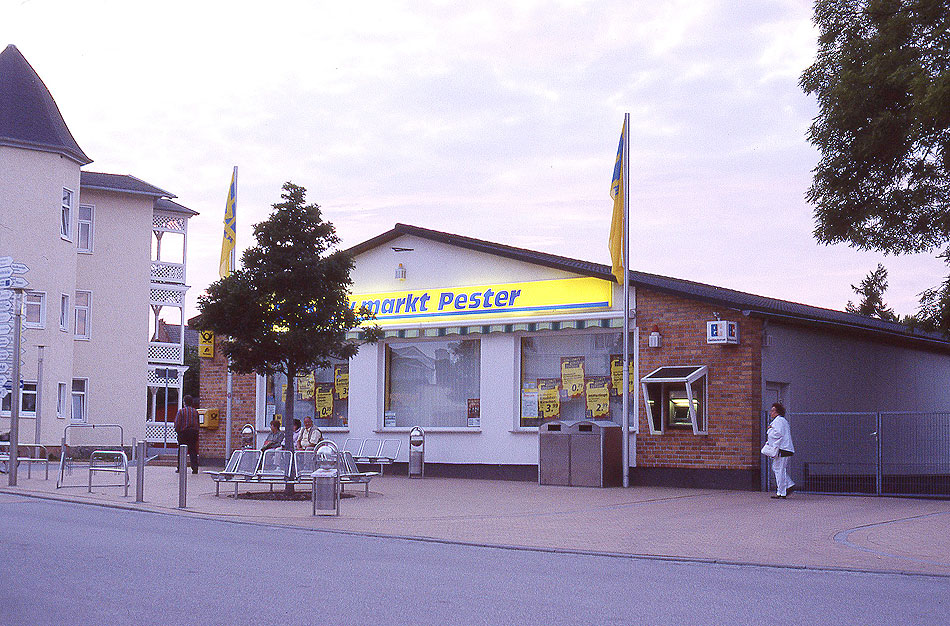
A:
296,373,315,399
315,383,334,419
334,364,349,399
538,378,560,419
610,354,635,395
560,356,585,398
585,377,610,418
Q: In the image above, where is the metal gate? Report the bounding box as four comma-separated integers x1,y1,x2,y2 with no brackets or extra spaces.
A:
763,411,950,497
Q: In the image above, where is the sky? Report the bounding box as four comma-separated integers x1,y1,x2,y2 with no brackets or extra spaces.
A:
2,0,945,321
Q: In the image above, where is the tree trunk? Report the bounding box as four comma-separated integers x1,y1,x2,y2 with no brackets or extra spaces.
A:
283,363,296,494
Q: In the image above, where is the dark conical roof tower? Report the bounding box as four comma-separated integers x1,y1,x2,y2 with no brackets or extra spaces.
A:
0,44,91,164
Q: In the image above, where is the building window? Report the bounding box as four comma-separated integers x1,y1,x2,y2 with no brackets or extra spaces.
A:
641,366,708,435
74,290,91,339
384,338,480,428
59,294,69,331
71,379,87,423
61,188,73,240
519,331,631,428
57,382,68,419
264,361,350,430
77,204,94,253
24,291,46,329
1,382,37,417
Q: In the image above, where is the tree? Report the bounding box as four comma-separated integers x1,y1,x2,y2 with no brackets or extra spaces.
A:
800,0,950,255
195,182,378,488
846,263,899,320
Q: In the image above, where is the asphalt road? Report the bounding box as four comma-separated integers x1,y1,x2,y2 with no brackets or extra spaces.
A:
0,494,946,625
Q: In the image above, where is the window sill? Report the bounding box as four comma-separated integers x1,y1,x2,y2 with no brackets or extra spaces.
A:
376,427,480,434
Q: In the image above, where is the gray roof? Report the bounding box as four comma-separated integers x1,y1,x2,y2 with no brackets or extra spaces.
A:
154,197,198,217
80,171,175,198
348,224,950,353
0,45,91,165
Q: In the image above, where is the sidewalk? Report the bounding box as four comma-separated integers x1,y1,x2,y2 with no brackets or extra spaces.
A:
3,464,949,576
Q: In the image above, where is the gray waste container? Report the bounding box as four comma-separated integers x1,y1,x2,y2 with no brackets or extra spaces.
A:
539,420,572,485
568,420,622,487
312,468,340,515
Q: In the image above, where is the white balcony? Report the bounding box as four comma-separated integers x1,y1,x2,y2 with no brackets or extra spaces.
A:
150,285,186,308
150,261,185,284
148,341,183,364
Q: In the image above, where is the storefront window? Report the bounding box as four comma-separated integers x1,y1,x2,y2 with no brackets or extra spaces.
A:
384,339,480,428
641,366,708,435
265,361,350,429
519,332,632,428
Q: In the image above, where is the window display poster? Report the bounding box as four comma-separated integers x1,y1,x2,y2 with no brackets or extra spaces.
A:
521,383,539,419
315,383,334,419
334,364,349,399
467,398,480,427
560,356,585,398
296,372,315,400
609,355,635,395
585,377,610,418
538,378,561,419
384,411,397,427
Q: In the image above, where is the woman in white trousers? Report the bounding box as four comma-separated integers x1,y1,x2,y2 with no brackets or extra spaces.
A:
766,402,795,498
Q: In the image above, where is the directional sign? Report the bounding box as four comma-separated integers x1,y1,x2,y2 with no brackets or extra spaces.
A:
0,257,11,266
0,276,28,289
0,347,9,360
0,335,10,348
0,324,11,334
0,362,10,375
0,312,10,324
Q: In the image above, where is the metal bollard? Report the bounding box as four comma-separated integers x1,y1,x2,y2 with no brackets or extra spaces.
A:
178,445,187,509
135,441,146,503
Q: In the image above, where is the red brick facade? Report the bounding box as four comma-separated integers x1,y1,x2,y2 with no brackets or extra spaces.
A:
198,338,257,462
635,287,763,473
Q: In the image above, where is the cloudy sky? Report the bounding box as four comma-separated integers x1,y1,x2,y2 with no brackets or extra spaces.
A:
3,0,944,319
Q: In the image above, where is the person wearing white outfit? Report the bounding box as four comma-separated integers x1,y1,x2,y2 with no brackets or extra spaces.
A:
766,402,795,498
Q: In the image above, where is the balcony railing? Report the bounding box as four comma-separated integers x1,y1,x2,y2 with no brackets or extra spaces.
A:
148,341,184,364
149,286,186,308
150,261,185,284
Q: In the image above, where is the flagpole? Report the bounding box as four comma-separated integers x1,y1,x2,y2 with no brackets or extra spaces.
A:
224,166,237,461
621,112,631,488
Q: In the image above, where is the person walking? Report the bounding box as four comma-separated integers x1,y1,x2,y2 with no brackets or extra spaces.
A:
765,402,795,498
174,395,200,474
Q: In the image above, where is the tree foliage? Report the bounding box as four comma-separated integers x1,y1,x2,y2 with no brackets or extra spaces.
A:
846,263,899,320
800,0,950,254
195,182,378,457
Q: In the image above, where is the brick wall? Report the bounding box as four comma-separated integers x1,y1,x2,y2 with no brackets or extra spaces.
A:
635,287,763,472
198,338,257,463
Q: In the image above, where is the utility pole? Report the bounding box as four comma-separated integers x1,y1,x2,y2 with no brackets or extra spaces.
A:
8,288,24,486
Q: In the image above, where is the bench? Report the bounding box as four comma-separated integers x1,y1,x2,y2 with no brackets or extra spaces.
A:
0,443,51,480
339,450,380,497
343,438,401,474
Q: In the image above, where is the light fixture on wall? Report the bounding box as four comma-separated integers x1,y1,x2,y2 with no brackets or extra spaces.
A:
648,324,662,348
395,263,407,281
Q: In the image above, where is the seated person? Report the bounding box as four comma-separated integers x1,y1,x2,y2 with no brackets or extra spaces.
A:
261,419,284,451
292,418,302,449
296,416,323,450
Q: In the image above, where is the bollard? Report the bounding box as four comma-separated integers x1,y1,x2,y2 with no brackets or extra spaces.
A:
178,445,187,509
135,441,146,503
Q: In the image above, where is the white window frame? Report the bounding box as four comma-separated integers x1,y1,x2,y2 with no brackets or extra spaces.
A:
59,294,69,332
61,187,73,240
1,381,37,417
24,291,46,329
57,382,68,419
71,378,88,423
74,290,91,340
77,204,94,253
641,365,709,435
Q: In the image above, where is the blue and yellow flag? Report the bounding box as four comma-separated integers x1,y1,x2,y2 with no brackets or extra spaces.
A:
608,119,626,284
219,167,237,278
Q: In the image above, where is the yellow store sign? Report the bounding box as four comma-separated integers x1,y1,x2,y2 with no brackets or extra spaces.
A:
350,277,611,326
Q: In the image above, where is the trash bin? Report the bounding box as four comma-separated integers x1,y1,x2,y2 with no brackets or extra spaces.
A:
408,426,425,478
568,420,622,487
539,420,572,485
240,424,255,449
312,468,340,515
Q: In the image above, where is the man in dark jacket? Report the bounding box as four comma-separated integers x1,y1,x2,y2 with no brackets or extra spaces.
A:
174,395,200,474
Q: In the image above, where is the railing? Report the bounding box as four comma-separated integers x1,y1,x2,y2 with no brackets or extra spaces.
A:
150,261,185,284
145,421,178,444
147,366,183,386
148,341,183,364
153,211,187,233
149,286,185,308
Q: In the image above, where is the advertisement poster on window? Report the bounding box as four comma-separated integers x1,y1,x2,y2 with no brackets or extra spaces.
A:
560,356,585,398
296,372,315,399
609,355,635,395
467,398,480,427
334,364,349,399
538,378,560,419
585,377,610,418
314,383,334,419
521,383,539,419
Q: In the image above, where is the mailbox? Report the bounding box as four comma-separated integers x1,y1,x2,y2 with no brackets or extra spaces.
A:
198,408,219,429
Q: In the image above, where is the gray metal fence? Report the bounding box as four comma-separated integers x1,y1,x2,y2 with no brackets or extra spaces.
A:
764,411,950,497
